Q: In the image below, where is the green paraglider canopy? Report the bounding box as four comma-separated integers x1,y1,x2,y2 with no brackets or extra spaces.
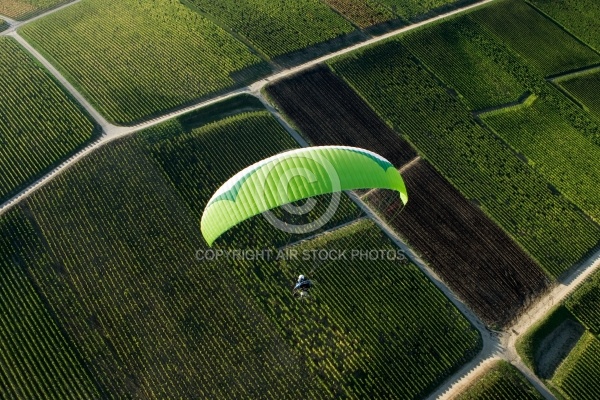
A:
201,146,407,246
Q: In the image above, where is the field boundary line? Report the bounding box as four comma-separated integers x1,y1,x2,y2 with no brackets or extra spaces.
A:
9,32,117,133
547,63,600,83
0,0,81,36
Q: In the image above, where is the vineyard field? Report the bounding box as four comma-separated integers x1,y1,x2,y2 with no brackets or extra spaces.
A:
365,160,549,327
377,0,463,20
252,219,481,398
183,0,354,59
559,70,600,121
457,361,543,399
401,17,528,110
566,270,600,335
19,138,321,398
471,0,600,76
530,0,600,52
0,37,98,203
329,40,600,277
19,0,269,125
141,110,363,245
0,107,482,398
483,94,600,224
321,0,395,28
265,65,417,167
0,0,70,20
0,213,100,399
552,332,600,399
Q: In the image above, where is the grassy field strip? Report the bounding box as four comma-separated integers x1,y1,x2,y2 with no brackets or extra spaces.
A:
473,93,538,117
547,63,600,83
276,217,367,251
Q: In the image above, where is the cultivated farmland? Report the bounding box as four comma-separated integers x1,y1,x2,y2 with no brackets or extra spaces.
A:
143,110,363,242
255,219,481,398
0,37,97,203
552,332,600,399
483,93,600,224
330,40,600,277
457,361,543,399
321,0,395,28
401,17,528,110
0,0,70,20
183,0,354,59
265,66,417,167
558,70,600,121
566,270,600,335
266,66,549,327
0,212,100,399
18,137,319,399
0,106,482,398
471,0,600,76
530,0,600,52
365,160,550,327
19,0,269,124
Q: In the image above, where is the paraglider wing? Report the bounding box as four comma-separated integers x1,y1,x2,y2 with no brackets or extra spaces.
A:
200,146,408,246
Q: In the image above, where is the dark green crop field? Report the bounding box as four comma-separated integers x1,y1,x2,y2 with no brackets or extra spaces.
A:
483,93,600,224
457,361,543,399
471,0,599,76
558,69,600,121
183,0,354,58
320,0,395,28
567,270,600,335
19,0,270,125
530,0,600,52
0,37,98,203
329,40,600,277
402,17,528,110
377,0,464,20
0,214,100,399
